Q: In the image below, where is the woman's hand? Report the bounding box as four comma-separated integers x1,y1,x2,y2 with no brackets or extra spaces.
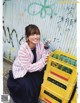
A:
44,54,49,63
44,50,52,63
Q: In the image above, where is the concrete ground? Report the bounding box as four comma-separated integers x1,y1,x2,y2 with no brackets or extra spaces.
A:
3,59,14,103
3,59,45,103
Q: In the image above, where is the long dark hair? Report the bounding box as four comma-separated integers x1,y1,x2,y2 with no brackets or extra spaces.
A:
25,24,40,39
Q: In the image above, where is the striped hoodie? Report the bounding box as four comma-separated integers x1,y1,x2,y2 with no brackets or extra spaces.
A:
12,41,51,79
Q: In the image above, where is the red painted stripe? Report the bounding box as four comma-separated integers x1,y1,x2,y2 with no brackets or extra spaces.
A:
44,98,52,103
50,71,68,81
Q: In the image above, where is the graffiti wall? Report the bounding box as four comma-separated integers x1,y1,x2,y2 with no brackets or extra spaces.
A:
3,0,77,62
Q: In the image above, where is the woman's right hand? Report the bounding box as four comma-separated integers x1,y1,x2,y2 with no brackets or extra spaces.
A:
44,54,49,63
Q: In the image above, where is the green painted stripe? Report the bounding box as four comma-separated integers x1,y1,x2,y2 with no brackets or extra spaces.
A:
51,61,73,74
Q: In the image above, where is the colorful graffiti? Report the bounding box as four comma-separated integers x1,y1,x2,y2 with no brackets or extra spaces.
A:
3,0,77,61
27,0,59,18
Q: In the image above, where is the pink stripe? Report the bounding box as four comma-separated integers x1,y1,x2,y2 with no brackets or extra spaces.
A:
50,71,68,81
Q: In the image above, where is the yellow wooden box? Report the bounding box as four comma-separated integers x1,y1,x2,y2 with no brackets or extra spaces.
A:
44,51,77,85
50,50,77,67
39,50,77,103
43,72,76,100
39,84,69,103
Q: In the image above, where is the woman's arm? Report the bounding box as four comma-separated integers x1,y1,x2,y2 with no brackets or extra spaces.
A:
12,43,47,79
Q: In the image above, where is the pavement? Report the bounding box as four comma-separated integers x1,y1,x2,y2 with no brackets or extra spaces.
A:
3,59,14,103
3,59,45,103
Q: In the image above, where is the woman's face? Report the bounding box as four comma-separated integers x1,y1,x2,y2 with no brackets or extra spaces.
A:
28,33,40,45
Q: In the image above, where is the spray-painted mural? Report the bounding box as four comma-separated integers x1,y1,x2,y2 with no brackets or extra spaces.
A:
3,0,77,62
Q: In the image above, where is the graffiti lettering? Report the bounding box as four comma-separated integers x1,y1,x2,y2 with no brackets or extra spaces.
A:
3,26,18,47
3,26,24,47
57,5,76,32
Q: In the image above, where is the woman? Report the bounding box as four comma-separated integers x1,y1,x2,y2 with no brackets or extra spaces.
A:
7,24,51,103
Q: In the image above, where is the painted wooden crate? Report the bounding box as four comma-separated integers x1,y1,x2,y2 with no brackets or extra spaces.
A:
39,84,69,103
43,73,76,101
44,50,77,85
